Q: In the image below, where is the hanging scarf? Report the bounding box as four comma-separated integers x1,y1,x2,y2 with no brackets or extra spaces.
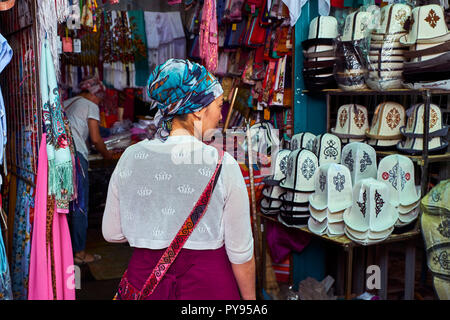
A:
146,59,223,141
40,39,74,205
199,0,219,73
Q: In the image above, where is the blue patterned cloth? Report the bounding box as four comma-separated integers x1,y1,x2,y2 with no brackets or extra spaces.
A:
147,59,223,141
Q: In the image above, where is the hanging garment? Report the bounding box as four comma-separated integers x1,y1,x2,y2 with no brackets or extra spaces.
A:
28,134,75,300
40,39,74,208
0,218,12,300
10,131,35,300
0,33,12,166
128,10,149,87
200,0,219,73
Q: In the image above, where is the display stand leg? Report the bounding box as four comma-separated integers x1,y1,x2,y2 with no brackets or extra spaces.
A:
345,247,354,300
353,247,366,296
335,248,345,297
378,245,389,300
404,241,416,300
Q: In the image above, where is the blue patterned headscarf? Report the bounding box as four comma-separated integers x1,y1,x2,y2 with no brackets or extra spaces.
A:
147,59,224,141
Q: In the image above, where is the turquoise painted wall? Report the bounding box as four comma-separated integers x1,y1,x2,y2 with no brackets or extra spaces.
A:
293,0,327,135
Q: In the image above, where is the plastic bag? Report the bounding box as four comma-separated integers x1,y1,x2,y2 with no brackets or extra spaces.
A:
334,38,369,91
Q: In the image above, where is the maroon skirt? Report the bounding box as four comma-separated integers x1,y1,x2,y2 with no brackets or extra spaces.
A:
119,245,241,300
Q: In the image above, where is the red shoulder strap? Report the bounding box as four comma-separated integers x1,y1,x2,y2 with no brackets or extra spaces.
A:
136,149,225,299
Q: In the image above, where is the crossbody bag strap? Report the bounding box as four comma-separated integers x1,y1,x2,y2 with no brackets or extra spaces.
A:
137,149,225,300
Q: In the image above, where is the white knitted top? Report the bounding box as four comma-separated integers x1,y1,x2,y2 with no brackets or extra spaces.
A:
102,135,254,264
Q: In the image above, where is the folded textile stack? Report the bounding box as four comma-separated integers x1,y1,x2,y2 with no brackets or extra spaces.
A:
331,104,369,145
308,163,352,237
290,132,316,151
366,102,406,150
397,103,449,155
313,133,342,165
343,178,398,245
420,180,450,300
377,155,421,231
367,4,412,90
277,149,319,227
335,11,372,91
400,5,450,89
260,149,291,216
301,16,338,92
340,142,377,185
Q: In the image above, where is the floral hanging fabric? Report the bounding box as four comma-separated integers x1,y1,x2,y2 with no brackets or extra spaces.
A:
39,39,75,212
199,0,219,73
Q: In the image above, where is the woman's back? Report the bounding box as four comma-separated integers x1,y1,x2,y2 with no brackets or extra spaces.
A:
103,135,253,264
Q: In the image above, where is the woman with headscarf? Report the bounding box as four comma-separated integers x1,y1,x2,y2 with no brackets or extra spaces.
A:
102,59,255,300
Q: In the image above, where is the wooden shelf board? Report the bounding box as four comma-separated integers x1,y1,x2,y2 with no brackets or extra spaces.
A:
259,212,420,249
303,89,450,96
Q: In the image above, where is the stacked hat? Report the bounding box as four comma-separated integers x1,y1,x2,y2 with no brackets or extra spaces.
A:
343,178,399,245
331,104,369,144
366,102,406,149
290,132,316,151
277,149,318,227
400,5,450,85
397,103,449,155
420,180,450,300
302,16,338,92
260,149,291,215
377,154,421,229
313,133,342,165
308,163,353,237
335,11,372,91
367,4,412,90
340,142,377,185
420,179,450,216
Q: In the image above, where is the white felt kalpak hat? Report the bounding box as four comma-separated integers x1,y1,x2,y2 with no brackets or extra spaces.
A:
263,149,291,186
399,5,450,45
309,205,345,223
342,11,373,41
373,3,412,35
290,132,316,151
331,104,369,143
396,205,420,226
377,154,421,207
309,163,353,213
343,178,398,234
408,42,449,63
279,190,313,204
279,149,318,192
327,221,345,237
341,142,377,185
308,216,328,235
313,133,342,165
366,102,406,147
308,16,339,40
260,196,282,213
345,225,394,245
397,103,449,154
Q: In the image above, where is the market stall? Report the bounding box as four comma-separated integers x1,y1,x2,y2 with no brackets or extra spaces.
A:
0,0,448,301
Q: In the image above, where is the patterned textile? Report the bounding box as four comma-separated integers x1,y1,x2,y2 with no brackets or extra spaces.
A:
79,75,106,99
40,39,75,207
11,131,35,300
199,0,219,73
146,59,223,141
0,226,12,300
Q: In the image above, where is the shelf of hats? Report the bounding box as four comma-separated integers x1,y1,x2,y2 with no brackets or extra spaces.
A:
257,2,450,247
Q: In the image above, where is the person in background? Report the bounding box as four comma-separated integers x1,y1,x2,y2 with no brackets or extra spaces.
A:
102,59,256,300
63,76,113,265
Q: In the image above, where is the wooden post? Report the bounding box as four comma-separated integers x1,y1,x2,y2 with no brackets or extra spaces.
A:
223,87,239,132
246,120,263,299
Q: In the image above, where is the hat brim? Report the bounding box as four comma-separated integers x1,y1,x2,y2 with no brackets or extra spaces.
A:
308,217,327,235
399,32,450,46
309,205,327,223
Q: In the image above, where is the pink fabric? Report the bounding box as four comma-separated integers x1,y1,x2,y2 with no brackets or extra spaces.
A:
28,133,75,300
199,0,219,73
